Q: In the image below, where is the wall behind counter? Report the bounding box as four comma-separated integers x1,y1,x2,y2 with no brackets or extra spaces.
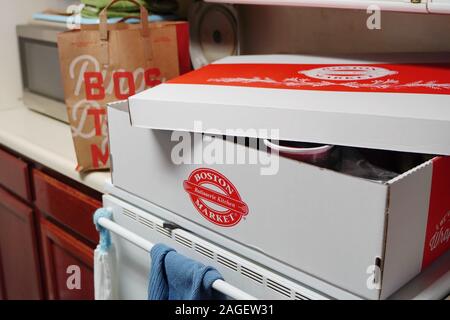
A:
238,5,450,55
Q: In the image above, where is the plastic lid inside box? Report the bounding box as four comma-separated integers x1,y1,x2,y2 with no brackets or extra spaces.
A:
128,54,450,155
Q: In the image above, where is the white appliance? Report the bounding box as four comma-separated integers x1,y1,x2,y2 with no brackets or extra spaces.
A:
100,184,450,300
102,190,330,300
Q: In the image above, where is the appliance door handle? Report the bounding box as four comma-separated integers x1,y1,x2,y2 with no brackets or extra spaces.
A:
97,210,258,300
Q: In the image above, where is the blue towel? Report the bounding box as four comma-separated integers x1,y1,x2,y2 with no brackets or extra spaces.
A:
148,243,225,300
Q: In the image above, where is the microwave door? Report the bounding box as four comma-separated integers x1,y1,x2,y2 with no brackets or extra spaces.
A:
17,24,68,123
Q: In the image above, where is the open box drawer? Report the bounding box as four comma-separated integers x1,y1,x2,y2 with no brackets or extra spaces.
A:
107,54,450,299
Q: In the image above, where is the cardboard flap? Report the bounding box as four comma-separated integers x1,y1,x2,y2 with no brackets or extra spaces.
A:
129,54,450,155
381,160,434,299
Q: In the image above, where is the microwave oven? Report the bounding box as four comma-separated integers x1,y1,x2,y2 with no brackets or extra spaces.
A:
16,24,68,123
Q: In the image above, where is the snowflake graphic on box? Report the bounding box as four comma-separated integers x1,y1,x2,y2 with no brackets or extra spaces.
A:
207,77,450,90
207,65,450,91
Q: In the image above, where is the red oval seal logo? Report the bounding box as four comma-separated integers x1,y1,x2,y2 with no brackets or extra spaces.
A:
183,168,248,227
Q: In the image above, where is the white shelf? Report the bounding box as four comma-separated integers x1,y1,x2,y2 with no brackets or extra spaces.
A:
206,0,450,14
428,0,450,13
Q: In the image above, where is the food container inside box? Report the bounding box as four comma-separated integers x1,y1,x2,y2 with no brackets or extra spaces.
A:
263,139,334,167
108,54,450,299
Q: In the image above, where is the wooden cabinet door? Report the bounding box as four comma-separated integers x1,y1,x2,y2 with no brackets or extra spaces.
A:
0,247,5,300
33,169,100,245
40,218,94,300
0,187,43,300
0,148,32,202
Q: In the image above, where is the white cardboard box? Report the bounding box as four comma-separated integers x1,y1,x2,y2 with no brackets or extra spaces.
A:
129,54,450,155
108,55,450,299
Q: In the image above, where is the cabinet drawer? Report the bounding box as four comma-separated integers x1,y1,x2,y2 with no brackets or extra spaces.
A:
40,218,94,300
33,169,100,244
0,187,43,300
0,148,31,202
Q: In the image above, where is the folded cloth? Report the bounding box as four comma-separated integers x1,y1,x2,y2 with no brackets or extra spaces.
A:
148,0,178,14
81,0,148,11
148,243,225,300
93,208,118,300
94,245,118,300
82,5,141,18
81,0,178,16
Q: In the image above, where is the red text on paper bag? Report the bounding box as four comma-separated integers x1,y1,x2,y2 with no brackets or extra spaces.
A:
83,67,161,168
84,68,162,100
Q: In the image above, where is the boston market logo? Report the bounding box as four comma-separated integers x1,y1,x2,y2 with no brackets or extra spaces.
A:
183,168,248,227
299,66,397,81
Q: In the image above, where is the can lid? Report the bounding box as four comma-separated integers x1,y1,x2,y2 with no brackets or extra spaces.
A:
129,54,450,155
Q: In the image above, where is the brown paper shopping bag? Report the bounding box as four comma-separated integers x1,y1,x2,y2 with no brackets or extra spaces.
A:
58,0,190,172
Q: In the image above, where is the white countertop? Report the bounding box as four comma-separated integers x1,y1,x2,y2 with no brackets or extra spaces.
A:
0,106,110,193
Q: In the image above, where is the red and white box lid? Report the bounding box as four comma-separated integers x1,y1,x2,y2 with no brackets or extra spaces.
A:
129,54,450,155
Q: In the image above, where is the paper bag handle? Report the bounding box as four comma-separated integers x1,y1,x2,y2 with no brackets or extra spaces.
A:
117,15,144,23
99,0,152,66
99,0,149,40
